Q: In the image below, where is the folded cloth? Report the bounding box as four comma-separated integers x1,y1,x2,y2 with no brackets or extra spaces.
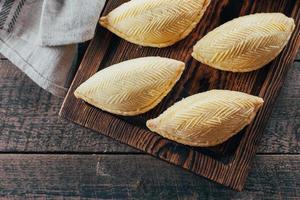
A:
0,0,106,97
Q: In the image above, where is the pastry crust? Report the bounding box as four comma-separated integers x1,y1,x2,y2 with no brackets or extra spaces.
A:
192,13,295,72
147,90,264,147
74,57,185,116
100,0,211,48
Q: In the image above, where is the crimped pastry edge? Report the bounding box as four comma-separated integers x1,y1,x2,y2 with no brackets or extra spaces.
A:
147,90,264,147
192,13,295,72
100,0,211,48
74,57,185,116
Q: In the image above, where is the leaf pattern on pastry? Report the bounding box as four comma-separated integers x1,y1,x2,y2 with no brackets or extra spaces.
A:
100,0,211,48
74,57,185,116
147,90,264,147
192,13,295,72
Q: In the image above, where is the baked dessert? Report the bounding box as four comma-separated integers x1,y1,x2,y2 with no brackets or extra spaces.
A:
74,57,185,116
147,90,264,146
100,0,211,47
192,13,295,72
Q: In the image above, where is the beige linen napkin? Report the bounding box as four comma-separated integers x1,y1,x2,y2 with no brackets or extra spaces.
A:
0,0,106,97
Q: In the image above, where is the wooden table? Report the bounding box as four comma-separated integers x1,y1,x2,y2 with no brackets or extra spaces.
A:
0,47,299,199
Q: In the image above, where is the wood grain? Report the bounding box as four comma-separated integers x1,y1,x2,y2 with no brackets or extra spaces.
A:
0,48,299,154
0,154,299,199
59,0,300,190
0,60,136,153
0,1,298,197
259,61,300,153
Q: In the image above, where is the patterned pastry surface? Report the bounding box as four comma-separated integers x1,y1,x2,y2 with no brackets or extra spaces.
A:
147,90,264,146
192,13,295,72
74,57,185,116
100,0,211,47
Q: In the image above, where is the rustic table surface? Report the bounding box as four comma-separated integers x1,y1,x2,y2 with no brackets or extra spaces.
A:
0,46,299,199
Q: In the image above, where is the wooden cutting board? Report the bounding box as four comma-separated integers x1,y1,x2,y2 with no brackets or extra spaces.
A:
60,0,300,191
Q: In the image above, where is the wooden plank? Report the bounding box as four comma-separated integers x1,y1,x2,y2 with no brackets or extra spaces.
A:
59,0,300,190
259,61,300,153
0,154,299,199
1,60,299,154
296,49,300,60
0,60,136,153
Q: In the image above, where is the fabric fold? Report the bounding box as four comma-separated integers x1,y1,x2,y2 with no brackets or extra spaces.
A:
0,0,106,97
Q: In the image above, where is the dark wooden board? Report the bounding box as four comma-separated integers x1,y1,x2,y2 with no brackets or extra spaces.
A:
59,0,300,190
1,60,299,154
1,60,299,198
0,154,299,199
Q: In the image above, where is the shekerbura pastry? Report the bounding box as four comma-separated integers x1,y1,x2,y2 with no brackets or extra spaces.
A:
147,90,264,146
74,57,185,116
192,13,295,72
100,0,211,47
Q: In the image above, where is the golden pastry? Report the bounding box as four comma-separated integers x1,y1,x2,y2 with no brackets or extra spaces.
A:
192,13,295,72
74,57,185,116
100,0,211,48
147,90,264,147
